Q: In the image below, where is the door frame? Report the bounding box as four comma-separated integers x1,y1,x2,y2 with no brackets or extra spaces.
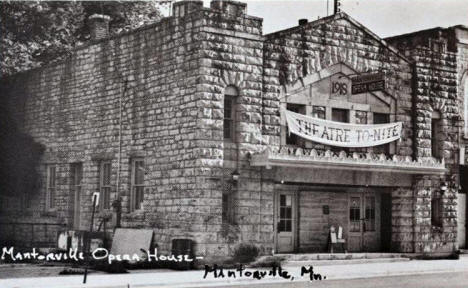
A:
274,190,298,253
348,190,380,252
348,193,364,251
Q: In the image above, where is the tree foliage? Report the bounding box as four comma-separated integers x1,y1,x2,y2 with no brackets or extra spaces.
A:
0,1,164,77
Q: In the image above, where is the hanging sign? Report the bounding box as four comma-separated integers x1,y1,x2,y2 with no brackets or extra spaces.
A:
283,108,402,148
351,73,385,94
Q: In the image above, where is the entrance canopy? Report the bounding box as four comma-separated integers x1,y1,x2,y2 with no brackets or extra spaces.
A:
250,147,446,175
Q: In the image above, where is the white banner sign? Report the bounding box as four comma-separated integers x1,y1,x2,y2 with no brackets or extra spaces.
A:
283,108,402,148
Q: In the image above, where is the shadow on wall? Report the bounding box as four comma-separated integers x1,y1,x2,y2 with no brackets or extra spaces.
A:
0,84,45,212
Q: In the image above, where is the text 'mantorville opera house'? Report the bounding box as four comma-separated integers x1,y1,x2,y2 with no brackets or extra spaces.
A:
2,0,468,257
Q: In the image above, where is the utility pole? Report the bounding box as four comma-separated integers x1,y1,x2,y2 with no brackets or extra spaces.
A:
334,0,341,14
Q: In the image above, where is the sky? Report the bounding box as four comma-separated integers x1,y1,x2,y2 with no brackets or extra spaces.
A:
182,0,468,38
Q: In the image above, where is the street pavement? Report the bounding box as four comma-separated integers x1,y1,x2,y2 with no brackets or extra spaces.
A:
200,271,468,288
1,256,467,288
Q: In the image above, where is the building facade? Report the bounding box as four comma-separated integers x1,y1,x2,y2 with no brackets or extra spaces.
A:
1,0,468,257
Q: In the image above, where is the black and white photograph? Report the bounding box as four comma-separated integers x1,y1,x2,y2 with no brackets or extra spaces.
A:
1,0,468,287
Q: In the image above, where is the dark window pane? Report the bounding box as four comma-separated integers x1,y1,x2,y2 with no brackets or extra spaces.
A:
134,161,144,185
332,108,349,123
431,197,442,227
286,103,306,146
224,119,232,139
373,113,389,124
431,119,441,159
224,96,235,140
102,163,111,185
285,220,291,232
278,220,285,232
280,195,286,206
374,113,390,155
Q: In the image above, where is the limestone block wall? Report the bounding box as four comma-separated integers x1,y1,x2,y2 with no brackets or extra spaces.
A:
388,29,461,254
191,0,275,255
1,1,207,252
263,14,414,157
391,187,414,252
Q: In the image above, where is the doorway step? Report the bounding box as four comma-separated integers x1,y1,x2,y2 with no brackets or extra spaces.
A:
273,253,410,266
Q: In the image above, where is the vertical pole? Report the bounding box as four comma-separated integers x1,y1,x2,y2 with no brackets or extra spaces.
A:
83,195,97,284
334,0,339,14
30,224,34,248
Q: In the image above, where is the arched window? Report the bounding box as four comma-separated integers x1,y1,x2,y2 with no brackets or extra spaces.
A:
223,86,238,141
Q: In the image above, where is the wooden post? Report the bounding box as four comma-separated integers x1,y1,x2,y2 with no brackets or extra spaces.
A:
83,193,98,284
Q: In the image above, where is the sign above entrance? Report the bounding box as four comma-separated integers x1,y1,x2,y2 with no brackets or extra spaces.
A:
351,73,385,95
283,108,402,148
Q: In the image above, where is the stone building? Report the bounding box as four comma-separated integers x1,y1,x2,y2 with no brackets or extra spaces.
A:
1,0,467,257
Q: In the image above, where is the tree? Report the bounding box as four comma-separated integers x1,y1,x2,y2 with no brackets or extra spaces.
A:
0,1,165,77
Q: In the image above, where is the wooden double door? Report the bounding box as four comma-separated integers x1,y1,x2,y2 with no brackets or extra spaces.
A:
274,189,383,253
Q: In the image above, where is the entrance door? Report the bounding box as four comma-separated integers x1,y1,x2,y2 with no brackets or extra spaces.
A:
276,192,296,253
458,193,466,249
348,192,380,252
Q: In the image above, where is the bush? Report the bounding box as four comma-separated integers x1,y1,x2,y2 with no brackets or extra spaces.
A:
250,256,285,268
232,243,260,264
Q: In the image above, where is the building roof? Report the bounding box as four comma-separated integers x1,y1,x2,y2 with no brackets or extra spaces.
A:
265,12,412,64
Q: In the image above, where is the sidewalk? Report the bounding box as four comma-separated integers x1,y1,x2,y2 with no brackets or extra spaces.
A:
1,256,467,288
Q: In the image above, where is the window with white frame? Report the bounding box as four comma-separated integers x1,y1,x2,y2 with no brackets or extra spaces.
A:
46,165,56,211
99,161,112,210
131,159,145,211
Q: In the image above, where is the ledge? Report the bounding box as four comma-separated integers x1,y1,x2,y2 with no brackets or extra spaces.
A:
250,147,446,175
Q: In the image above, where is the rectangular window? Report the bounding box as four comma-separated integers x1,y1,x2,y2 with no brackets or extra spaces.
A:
332,108,349,123
71,163,83,228
365,196,376,231
374,113,390,155
355,111,368,124
431,118,442,159
286,103,306,145
99,161,112,210
131,159,145,211
222,193,231,222
71,163,83,191
431,196,442,227
46,165,56,211
222,178,234,223
312,106,326,119
224,96,235,140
